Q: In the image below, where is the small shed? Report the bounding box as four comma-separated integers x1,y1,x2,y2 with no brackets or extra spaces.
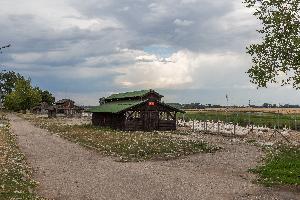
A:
31,102,49,115
89,89,184,131
55,99,83,117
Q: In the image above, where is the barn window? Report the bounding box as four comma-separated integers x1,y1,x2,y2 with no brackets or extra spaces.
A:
126,111,141,121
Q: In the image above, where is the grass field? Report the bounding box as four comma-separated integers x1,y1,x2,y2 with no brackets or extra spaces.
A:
0,114,40,199
21,114,219,162
179,110,300,130
250,146,300,186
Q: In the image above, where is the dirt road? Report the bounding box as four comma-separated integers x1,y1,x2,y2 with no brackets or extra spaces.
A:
8,114,299,200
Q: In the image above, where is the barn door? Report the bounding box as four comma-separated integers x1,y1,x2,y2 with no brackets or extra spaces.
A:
144,111,159,131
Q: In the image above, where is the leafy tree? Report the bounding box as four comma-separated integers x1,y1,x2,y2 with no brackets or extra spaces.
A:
244,0,300,88
4,79,41,111
36,87,55,105
0,70,25,101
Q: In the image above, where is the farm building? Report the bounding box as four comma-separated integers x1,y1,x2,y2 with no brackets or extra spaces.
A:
31,102,49,115
48,99,83,117
89,89,185,131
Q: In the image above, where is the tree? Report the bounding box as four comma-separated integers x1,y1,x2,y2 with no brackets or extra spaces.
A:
36,87,55,105
4,79,41,111
0,70,25,101
244,0,300,88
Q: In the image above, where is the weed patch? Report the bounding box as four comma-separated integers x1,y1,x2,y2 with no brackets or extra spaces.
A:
250,146,300,186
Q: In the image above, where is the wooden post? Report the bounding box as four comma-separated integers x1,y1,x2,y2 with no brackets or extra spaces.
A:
217,121,220,134
277,111,279,129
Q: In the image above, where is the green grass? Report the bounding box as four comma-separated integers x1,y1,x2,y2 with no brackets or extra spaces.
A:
179,111,300,130
0,115,41,199
250,146,300,186
21,115,218,162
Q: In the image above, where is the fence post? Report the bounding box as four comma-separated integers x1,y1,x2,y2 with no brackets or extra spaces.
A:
277,111,279,129
217,121,220,134
248,112,250,127
295,119,297,131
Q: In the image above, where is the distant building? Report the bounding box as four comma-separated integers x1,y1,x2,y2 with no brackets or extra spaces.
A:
48,99,83,117
31,102,49,115
89,89,185,131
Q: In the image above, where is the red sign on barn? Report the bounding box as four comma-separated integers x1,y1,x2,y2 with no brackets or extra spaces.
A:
148,102,155,106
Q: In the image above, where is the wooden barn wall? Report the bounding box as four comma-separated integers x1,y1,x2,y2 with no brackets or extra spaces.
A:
124,119,144,131
158,120,176,131
92,113,125,129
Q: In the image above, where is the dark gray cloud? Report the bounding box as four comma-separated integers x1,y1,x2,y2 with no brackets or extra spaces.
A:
70,0,256,52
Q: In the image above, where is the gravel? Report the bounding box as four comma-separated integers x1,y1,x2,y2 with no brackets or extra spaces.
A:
8,114,300,200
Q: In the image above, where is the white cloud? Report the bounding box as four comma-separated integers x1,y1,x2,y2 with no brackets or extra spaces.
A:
174,19,194,26
215,1,257,32
114,50,194,88
0,0,121,32
114,49,251,90
180,0,198,4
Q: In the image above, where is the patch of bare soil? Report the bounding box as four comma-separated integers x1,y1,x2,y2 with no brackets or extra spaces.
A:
8,114,300,200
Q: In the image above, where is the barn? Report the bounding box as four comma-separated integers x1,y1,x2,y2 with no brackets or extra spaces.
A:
47,99,83,117
89,89,184,131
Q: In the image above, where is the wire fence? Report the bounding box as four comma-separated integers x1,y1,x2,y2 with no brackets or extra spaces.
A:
178,112,300,131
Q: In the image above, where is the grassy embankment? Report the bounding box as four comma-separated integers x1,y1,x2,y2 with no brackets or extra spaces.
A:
0,113,41,199
21,114,218,162
250,146,300,186
179,111,300,130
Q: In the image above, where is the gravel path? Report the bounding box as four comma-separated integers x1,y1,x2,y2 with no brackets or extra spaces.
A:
8,114,299,200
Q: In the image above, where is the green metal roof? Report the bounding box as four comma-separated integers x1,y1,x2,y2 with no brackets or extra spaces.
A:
88,100,144,113
89,100,185,113
106,90,152,100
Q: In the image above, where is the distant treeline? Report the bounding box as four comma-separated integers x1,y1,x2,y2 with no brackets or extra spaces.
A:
167,103,300,109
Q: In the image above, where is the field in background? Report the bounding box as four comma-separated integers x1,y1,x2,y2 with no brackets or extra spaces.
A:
180,108,300,130
189,107,300,114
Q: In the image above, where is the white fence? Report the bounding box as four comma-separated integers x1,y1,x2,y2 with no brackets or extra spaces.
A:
177,119,291,137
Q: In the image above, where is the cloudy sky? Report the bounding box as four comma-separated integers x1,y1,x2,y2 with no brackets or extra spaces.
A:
1,0,300,106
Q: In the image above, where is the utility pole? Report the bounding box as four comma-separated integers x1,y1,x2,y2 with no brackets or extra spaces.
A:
225,94,229,123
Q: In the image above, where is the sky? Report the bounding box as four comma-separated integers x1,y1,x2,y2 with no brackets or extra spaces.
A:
1,0,300,106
